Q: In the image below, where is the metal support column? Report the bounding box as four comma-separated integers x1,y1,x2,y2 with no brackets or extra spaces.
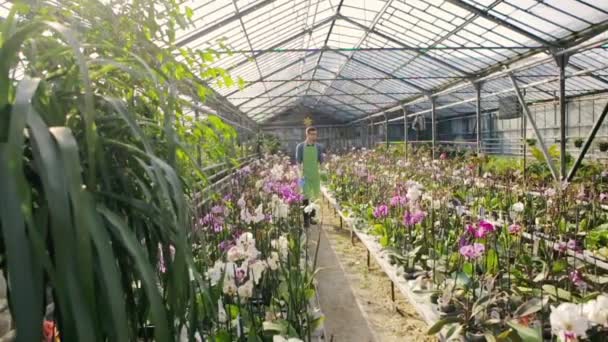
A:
194,109,202,166
557,52,570,180
475,83,482,155
567,102,608,182
403,106,408,161
430,96,437,159
523,108,527,181
367,118,371,148
509,74,559,182
384,112,389,149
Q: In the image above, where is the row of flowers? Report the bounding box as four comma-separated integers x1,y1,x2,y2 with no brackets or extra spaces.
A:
324,145,608,341
188,155,323,341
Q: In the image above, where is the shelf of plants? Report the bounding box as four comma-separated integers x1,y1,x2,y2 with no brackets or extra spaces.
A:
0,1,323,341
323,145,608,342
320,185,445,340
193,155,325,342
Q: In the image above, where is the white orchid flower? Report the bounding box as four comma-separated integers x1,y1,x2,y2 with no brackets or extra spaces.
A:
550,303,589,341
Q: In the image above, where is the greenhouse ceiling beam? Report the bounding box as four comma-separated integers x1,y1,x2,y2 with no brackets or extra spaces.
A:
231,0,270,97
229,92,418,100
303,0,345,97
224,51,321,97
340,16,471,77
188,102,254,133
249,96,355,121
302,93,359,119
444,0,553,47
181,78,257,130
316,65,402,101
175,0,279,47
352,34,608,124
567,101,608,182
246,95,302,114
334,51,428,93
308,90,368,116
296,90,360,119
235,69,316,109
569,62,608,86
312,79,382,110
312,0,395,107
225,14,337,73
242,76,468,82
380,64,608,125
246,88,308,111
198,46,548,54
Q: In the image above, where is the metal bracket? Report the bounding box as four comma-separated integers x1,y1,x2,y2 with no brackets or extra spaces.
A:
566,101,608,182
551,48,570,68
509,73,559,183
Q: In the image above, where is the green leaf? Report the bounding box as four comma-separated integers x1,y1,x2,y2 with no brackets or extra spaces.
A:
507,321,542,342
98,207,170,342
263,321,286,333
185,6,194,20
552,260,568,273
486,249,498,274
484,332,497,342
237,76,246,90
0,78,44,341
427,316,461,335
44,21,98,189
513,297,548,318
463,262,474,277
455,271,471,287
215,330,231,342
542,285,572,301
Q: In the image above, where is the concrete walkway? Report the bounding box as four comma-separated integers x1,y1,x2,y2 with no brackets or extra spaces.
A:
309,210,377,342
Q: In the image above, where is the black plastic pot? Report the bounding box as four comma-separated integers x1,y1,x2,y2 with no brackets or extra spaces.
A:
138,325,155,340
403,268,418,280
542,327,552,339
438,298,456,314
465,331,487,342
430,292,439,304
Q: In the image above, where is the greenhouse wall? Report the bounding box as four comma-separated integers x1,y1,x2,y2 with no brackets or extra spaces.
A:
432,94,608,158
359,94,608,159
262,124,366,158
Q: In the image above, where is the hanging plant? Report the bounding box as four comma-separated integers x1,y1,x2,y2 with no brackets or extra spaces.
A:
574,138,584,148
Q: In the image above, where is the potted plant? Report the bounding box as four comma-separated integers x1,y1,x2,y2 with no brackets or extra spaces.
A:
574,138,584,148
599,141,608,152
526,138,536,147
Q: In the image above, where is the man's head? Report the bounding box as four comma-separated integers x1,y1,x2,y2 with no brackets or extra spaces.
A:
305,126,318,143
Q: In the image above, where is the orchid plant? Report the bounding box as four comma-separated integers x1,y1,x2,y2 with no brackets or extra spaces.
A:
192,155,323,341
324,145,608,341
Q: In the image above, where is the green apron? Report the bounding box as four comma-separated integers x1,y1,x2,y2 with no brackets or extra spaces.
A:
302,145,321,199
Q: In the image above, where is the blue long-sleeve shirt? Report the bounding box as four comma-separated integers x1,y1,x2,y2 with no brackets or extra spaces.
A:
295,142,323,164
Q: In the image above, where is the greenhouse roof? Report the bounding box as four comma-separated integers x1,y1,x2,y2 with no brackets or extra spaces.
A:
3,0,608,125
169,0,608,124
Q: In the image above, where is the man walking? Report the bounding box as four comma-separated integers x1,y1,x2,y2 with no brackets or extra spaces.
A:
296,127,323,227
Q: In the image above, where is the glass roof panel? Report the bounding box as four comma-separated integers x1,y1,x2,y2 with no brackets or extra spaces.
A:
6,0,607,123
464,0,606,42
0,1,10,18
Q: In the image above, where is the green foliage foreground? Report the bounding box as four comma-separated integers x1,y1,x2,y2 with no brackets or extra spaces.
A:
0,1,245,341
